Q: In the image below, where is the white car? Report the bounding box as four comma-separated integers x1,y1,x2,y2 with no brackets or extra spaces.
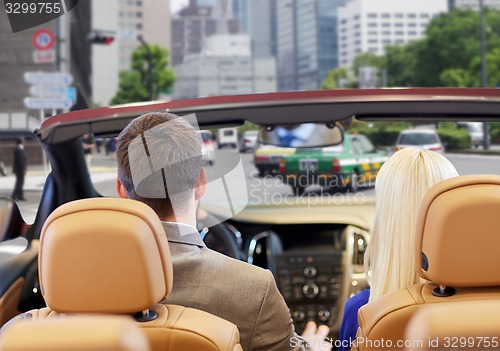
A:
200,130,215,165
217,128,238,149
395,129,445,154
239,130,258,153
457,122,486,148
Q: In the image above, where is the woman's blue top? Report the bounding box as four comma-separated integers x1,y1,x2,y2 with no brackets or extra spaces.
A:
338,289,370,351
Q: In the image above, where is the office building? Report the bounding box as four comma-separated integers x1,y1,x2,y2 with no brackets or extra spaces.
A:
171,0,239,66
337,0,447,68
118,0,171,71
249,0,277,58
450,0,500,9
173,35,276,98
276,0,344,91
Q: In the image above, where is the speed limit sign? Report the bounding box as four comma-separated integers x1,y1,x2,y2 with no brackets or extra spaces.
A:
32,29,55,51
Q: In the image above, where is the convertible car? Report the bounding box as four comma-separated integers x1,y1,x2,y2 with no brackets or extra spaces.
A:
1,88,500,345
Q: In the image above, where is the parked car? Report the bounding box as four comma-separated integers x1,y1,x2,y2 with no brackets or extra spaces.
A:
200,130,215,166
217,128,238,149
280,133,388,195
239,130,258,153
253,144,296,177
395,129,445,154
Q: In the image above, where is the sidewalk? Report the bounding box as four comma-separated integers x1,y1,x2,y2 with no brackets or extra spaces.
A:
0,155,118,192
446,147,500,156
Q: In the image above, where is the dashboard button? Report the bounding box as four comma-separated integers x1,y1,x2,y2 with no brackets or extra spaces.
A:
318,309,331,322
292,310,306,322
303,266,317,277
302,283,320,299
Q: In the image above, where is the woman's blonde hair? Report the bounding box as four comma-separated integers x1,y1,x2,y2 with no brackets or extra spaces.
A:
364,147,458,302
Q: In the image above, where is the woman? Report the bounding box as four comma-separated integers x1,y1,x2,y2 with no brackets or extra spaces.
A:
338,147,459,351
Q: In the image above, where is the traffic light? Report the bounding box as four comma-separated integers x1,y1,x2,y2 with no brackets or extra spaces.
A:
90,32,114,45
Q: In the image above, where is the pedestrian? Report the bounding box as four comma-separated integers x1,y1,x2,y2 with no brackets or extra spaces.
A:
106,137,116,158
0,158,6,176
11,138,27,201
82,134,95,169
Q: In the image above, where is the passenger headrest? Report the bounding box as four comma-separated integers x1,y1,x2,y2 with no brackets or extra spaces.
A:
415,174,500,287
39,198,173,314
405,300,500,351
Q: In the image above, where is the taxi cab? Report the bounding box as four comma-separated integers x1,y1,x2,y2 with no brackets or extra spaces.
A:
279,134,388,195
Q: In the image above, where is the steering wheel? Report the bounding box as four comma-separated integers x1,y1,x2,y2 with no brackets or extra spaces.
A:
199,213,244,260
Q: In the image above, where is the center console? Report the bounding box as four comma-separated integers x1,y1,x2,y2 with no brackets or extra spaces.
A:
243,223,368,335
275,251,343,333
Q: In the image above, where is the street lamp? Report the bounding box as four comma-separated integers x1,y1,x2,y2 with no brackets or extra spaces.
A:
137,35,154,101
480,0,490,149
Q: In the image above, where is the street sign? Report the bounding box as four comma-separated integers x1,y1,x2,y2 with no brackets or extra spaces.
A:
33,50,55,64
66,87,77,102
23,72,73,85
23,97,74,110
29,84,69,98
32,29,55,51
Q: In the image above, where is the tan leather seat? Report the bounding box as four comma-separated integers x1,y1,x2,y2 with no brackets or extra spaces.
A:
356,175,500,351
0,315,150,351
405,300,500,351
8,198,243,351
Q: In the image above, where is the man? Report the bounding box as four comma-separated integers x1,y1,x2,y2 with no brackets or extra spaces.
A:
116,112,329,351
11,138,27,201
82,133,95,168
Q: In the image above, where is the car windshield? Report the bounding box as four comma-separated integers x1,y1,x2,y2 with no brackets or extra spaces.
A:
398,133,439,145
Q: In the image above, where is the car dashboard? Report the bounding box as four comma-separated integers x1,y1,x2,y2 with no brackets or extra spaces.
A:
202,198,374,334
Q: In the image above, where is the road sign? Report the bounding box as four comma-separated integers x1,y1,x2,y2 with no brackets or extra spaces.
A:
23,97,74,110
29,84,69,98
33,50,55,64
23,72,73,85
32,29,55,51
66,87,77,102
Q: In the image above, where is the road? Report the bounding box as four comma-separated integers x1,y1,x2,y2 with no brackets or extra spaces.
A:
1,151,500,261
2,151,500,221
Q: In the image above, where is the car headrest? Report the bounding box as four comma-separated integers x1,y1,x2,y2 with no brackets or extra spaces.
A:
0,315,150,351
415,174,500,287
39,198,173,314
405,300,500,351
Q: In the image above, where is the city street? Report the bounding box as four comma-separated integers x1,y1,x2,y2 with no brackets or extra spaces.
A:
1,149,500,262
1,150,500,222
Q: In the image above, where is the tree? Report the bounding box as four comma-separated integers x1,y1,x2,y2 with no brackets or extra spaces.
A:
111,45,176,105
321,54,384,89
439,68,474,87
351,52,385,77
352,52,386,87
413,8,500,87
385,41,423,87
321,67,350,89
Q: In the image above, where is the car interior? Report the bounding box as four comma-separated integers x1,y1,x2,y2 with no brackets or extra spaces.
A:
5,197,243,351
1,89,500,347
0,315,151,351
356,174,500,350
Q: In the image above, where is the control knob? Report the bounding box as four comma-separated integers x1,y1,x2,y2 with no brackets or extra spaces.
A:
292,310,306,323
302,283,320,299
318,309,331,322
